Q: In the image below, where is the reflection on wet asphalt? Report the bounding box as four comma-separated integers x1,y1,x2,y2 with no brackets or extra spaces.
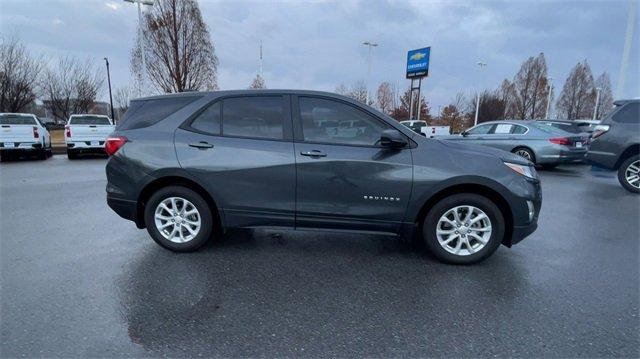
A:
1,156,638,357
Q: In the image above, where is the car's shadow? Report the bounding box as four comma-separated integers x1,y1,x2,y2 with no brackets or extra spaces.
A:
117,229,530,356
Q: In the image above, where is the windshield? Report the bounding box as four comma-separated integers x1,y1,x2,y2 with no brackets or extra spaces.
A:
69,116,111,125
0,115,37,125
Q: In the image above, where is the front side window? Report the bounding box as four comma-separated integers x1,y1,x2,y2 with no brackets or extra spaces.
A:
612,103,639,124
467,124,493,135
190,101,221,135
222,96,284,140
299,97,386,146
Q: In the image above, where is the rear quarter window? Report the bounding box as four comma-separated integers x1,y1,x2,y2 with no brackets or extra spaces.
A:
0,115,37,125
612,103,640,124
117,96,201,130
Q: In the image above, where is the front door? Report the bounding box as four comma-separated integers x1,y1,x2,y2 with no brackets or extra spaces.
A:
292,96,413,234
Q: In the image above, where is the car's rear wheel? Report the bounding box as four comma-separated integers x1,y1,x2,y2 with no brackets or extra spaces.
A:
618,155,640,194
512,147,535,164
67,149,78,159
422,193,504,264
144,186,213,251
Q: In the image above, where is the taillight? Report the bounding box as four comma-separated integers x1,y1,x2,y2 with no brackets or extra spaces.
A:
592,124,610,139
549,137,571,146
33,126,39,139
65,126,71,138
105,136,128,156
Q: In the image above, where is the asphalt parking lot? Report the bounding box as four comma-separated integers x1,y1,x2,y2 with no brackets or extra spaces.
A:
1,155,638,357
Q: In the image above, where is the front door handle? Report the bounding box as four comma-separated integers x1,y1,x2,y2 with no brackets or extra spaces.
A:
300,150,327,157
189,141,214,149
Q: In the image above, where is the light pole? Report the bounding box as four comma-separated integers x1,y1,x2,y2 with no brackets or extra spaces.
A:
362,41,378,104
103,58,115,121
124,0,154,96
593,87,602,120
545,77,554,119
474,62,487,126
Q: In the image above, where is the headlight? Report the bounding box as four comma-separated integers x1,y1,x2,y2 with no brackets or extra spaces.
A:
504,162,538,179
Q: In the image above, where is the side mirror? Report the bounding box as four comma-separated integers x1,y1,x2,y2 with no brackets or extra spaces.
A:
380,129,408,148
461,131,469,137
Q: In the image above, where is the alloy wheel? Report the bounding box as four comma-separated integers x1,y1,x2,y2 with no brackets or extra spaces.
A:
625,160,640,189
436,205,492,256
515,149,532,161
154,197,201,243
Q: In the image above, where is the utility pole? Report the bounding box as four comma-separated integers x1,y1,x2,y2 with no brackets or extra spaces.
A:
616,0,636,98
474,62,487,126
103,58,115,121
593,87,602,120
259,40,263,77
545,77,554,119
362,41,378,104
124,0,154,96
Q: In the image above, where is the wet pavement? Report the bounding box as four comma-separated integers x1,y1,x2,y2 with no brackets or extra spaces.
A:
1,155,638,357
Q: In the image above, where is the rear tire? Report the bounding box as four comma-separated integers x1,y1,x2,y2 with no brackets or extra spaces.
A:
67,149,78,160
144,186,213,252
37,148,47,160
618,155,640,194
422,193,504,264
540,163,559,170
512,147,536,164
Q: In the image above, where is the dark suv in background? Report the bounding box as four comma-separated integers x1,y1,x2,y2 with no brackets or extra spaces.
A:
105,90,541,264
587,99,640,193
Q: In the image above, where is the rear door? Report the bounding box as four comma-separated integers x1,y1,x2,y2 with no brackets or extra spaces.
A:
292,95,413,234
175,95,296,228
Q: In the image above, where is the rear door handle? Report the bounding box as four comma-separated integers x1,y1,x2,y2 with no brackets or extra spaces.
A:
189,141,214,149
300,150,327,157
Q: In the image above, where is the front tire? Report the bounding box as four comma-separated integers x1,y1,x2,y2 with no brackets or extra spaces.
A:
422,193,505,264
144,186,213,252
618,155,640,194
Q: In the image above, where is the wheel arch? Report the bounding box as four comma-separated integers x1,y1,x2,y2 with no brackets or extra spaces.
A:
136,175,223,234
614,144,640,169
413,182,514,246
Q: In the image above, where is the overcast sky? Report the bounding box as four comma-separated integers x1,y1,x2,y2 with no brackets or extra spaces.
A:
1,0,638,112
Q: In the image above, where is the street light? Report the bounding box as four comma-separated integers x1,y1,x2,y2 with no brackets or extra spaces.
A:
474,62,487,126
362,41,378,104
593,87,602,120
545,77,554,119
124,0,154,96
103,58,115,121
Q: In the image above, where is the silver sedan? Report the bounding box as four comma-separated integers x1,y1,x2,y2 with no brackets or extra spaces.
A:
442,120,588,169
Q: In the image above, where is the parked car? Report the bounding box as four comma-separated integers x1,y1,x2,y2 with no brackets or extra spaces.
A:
587,99,640,193
65,114,115,159
0,113,52,161
443,120,587,169
400,120,450,138
105,90,541,264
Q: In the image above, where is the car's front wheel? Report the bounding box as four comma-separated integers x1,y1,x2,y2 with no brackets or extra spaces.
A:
422,193,504,264
618,155,640,194
144,186,213,251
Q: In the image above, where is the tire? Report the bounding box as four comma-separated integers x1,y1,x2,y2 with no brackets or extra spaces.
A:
67,149,78,160
144,186,213,252
37,148,47,160
617,155,640,194
422,193,505,264
540,163,559,170
512,147,536,164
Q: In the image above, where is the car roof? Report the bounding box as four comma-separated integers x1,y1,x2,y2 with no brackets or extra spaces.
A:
134,89,360,102
70,114,109,117
613,99,640,106
0,113,36,117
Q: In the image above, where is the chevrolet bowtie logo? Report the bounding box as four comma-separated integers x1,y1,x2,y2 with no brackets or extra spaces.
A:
363,195,401,201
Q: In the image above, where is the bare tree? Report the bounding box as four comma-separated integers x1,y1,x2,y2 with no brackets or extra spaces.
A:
376,82,394,114
509,53,550,119
132,0,218,93
249,74,266,89
335,83,348,95
594,72,614,119
43,56,104,122
556,61,596,119
344,81,373,105
0,36,45,112
114,85,134,122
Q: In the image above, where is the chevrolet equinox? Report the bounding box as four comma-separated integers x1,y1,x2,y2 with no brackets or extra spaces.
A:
106,90,541,264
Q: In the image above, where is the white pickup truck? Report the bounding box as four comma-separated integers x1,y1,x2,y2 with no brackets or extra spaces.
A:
65,114,115,159
0,113,52,161
399,120,451,138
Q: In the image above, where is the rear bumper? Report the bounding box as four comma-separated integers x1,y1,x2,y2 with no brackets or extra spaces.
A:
107,195,138,223
67,141,105,152
586,150,617,170
0,142,42,151
538,149,587,164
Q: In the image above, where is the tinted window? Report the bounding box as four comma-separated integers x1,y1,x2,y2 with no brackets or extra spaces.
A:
190,101,221,135
69,116,111,125
222,96,284,140
0,115,36,125
467,124,493,135
117,96,201,130
613,103,640,123
511,125,528,134
299,97,386,146
547,122,581,133
531,123,566,134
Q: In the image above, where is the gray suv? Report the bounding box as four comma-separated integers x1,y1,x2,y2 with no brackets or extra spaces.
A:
105,90,541,264
587,99,640,193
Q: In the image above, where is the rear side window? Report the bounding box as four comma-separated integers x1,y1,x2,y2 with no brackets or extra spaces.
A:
511,125,528,134
117,96,201,130
69,116,111,125
190,101,221,135
222,96,284,140
493,124,513,134
0,115,36,125
613,103,640,123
